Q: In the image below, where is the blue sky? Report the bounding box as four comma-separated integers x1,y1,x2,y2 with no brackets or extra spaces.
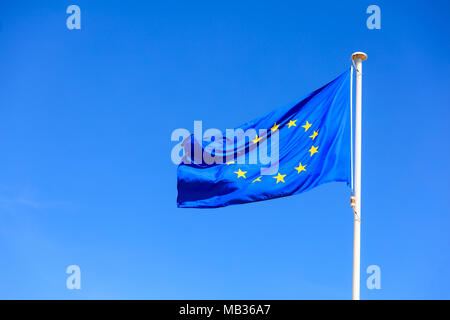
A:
0,0,449,299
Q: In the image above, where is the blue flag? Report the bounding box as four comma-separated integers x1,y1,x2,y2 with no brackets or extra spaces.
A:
177,69,351,208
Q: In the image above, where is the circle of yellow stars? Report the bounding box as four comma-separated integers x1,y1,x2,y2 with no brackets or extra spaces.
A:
230,119,320,184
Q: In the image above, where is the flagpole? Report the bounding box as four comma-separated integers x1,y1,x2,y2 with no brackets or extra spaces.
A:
351,52,367,300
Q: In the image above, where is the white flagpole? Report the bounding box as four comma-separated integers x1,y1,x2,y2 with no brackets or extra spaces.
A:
351,52,367,300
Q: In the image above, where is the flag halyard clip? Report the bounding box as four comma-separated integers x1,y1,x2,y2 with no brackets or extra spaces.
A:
352,57,363,75
350,196,360,222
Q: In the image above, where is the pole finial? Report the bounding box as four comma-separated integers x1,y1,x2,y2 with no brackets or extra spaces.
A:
351,52,368,61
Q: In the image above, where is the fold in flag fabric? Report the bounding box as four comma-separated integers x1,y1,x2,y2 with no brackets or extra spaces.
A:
177,69,351,208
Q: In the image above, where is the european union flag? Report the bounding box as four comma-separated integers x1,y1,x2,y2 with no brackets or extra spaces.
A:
177,69,351,208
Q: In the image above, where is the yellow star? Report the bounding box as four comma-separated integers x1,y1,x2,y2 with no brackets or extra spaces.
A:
252,176,262,183
309,145,319,156
302,121,312,132
234,168,247,179
252,135,261,144
294,162,306,173
271,122,280,132
226,160,235,165
286,120,297,128
273,172,286,184
309,130,319,140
